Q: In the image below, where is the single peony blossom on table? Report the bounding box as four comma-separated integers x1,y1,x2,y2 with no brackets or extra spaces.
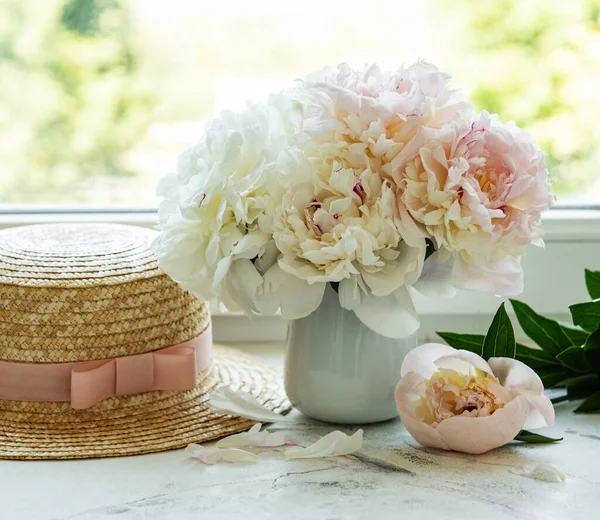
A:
392,111,555,297
395,343,555,454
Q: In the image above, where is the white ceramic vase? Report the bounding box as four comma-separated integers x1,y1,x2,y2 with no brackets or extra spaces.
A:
284,283,418,424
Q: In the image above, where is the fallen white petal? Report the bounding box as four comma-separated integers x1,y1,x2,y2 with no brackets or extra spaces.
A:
285,429,363,460
209,386,295,423
511,463,566,483
185,444,257,465
216,423,299,448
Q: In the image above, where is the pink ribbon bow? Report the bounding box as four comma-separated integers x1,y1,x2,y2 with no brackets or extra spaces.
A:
0,324,212,409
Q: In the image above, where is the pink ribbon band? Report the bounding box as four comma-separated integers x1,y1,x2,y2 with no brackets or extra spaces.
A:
0,323,212,409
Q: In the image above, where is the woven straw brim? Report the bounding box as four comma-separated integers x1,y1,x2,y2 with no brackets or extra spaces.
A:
0,345,291,460
0,224,162,288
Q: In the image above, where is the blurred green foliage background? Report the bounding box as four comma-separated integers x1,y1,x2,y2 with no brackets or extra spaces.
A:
0,0,153,204
0,0,598,206
437,0,600,201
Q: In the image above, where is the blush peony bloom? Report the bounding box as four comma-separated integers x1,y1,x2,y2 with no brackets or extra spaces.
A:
395,343,555,454
393,111,555,296
299,61,474,181
255,61,474,337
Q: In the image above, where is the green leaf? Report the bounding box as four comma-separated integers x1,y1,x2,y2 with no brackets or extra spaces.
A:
574,391,600,413
570,299,600,332
514,430,563,443
482,303,516,360
534,366,574,388
516,344,564,369
584,327,600,368
564,374,600,401
585,269,600,300
436,332,485,354
511,299,588,355
556,346,592,372
437,331,562,369
424,238,436,261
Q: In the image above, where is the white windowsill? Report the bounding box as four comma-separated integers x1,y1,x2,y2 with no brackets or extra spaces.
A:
0,211,160,229
1,208,600,344
2,208,599,240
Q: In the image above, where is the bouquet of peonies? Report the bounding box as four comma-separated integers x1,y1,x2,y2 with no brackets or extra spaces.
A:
153,61,554,338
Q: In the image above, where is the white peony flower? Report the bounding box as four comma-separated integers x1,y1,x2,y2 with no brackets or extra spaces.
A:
267,145,423,336
152,95,298,312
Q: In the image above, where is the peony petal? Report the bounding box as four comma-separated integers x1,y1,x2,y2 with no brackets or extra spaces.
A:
400,413,452,451
252,263,289,315
212,255,232,294
255,264,326,319
435,395,530,454
519,392,555,429
353,285,419,339
338,277,361,311
413,251,457,298
391,126,438,182
254,240,279,274
395,372,451,450
453,255,524,297
225,259,263,314
231,232,270,259
219,279,247,313
209,386,295,423
435,351,494,376
400,343,456,378
361,241,425,296
488,357,544,393
185,444,258,465
215,423,294,448
277,256,328,283
285,429,363,460
511,463,566,483
488,357,555,428
396,202,429,248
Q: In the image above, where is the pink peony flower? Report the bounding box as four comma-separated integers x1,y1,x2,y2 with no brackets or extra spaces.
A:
392,111,555,296
395,343,555,454
256,61,473,337
299,61,473,177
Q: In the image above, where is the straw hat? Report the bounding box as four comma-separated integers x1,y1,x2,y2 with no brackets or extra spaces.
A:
0,223,290,460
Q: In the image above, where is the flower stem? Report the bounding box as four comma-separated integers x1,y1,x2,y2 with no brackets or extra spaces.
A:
551,394,570,404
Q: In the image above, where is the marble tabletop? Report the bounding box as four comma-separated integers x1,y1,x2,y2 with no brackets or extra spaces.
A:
2,345,600,520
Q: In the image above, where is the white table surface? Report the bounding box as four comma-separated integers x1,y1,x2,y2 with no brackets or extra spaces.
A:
2,343,600,520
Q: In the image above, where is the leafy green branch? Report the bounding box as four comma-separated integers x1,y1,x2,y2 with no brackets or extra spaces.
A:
438,269,600,414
